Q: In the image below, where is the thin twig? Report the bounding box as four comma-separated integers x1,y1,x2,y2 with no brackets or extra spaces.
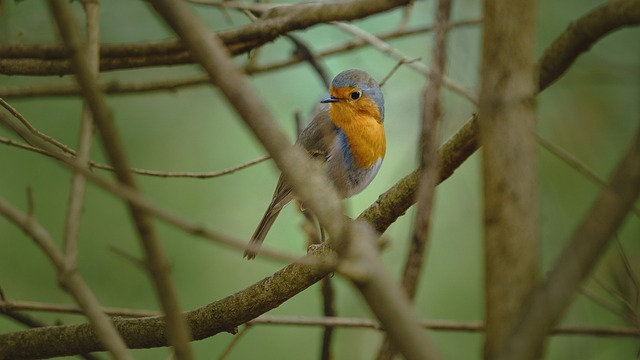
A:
0,299,159,318
377,1,451,358
0,196,133,360
581,286,627,320
0,115,332,266
248,315,640,337
331,21,478,105
90,155,271,179
0,133,270,178
0,97,75,154
217,325,252,360
537,134,640,217
378,57,420,88
63,0,100,268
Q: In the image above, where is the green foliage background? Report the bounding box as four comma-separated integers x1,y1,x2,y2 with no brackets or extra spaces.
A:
0,0,638,359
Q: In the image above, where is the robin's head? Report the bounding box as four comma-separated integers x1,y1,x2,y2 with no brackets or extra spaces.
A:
321,69,384,123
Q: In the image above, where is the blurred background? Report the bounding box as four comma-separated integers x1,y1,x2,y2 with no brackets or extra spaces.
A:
0,0,638,358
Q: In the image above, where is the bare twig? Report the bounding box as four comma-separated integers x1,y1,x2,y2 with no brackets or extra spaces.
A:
283,34,331,88
0,97,75,155
378,57,419,88
63,0,100,267
248,315,640,337
332,21,478,104
217,325,252,360
377,1,452,359
537,134,640,217
47,1,193,358
0,299,159,318
0,133,270,178
90,155,271,179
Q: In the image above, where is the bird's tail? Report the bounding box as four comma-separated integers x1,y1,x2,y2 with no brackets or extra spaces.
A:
244,207,283,260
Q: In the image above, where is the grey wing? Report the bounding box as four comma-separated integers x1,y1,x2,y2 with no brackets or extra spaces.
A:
297,109,338,162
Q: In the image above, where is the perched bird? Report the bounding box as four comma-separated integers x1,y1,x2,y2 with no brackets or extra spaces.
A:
244,69,386,259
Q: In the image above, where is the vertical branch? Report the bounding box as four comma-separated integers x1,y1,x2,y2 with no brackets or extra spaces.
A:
494,127,640,359
63,0,99,266
376,0,452,359
478,0,540,358
47,1,193,359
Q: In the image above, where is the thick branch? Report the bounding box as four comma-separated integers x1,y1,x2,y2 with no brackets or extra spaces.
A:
479,0,540,358
0,0,411,76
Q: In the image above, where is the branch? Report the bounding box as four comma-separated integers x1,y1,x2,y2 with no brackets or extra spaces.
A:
62,0,99,269
0,299,159,318
0,247,332,359
377,0,452,358
479,0,540,358
494,126,640,359
0,0,412,76
47,1,193,358
0,19,480,98
537,0,640,90
249,315,640,338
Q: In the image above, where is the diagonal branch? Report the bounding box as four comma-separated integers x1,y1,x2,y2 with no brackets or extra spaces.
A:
494,125,640,359
47,1,193,359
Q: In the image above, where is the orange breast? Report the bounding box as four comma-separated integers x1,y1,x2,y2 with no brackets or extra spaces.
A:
329,101,386,168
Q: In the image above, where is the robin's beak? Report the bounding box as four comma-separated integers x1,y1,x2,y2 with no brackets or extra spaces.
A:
321,95,342,103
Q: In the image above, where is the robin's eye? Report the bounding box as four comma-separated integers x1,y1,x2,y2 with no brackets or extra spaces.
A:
350,91,361,100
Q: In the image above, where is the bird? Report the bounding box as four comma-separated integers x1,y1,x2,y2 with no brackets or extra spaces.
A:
244,69,386,259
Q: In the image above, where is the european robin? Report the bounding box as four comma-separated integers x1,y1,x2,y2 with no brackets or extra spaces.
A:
244,69,385,259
